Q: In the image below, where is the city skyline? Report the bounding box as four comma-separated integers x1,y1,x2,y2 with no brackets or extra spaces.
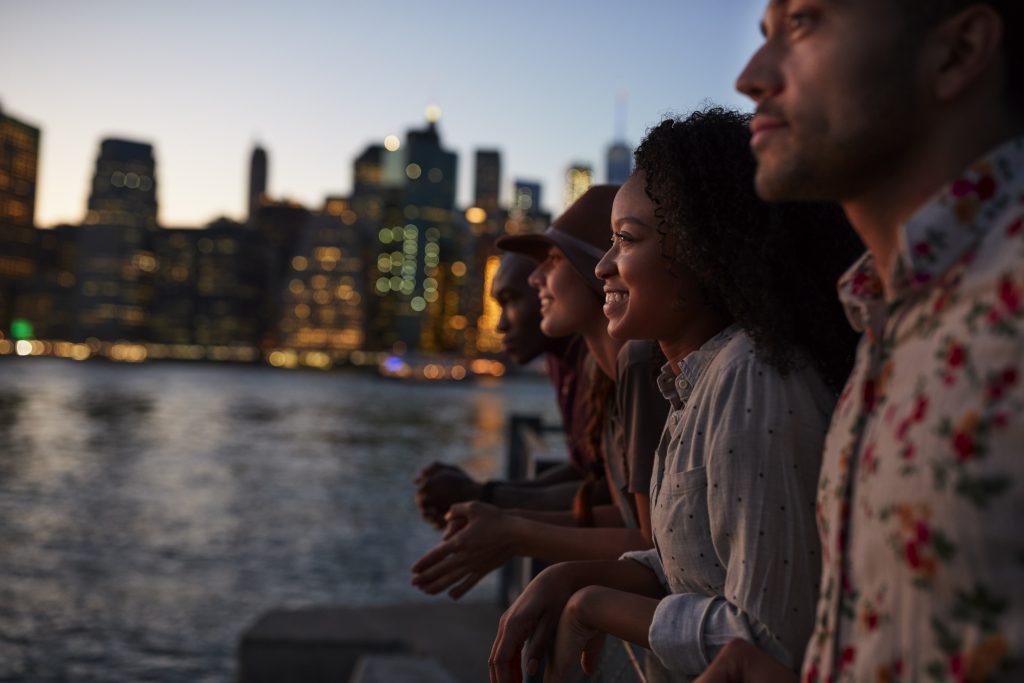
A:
1,0,766,228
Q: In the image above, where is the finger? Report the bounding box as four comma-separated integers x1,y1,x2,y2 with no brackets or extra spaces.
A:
489,654,521,683
412,550,474,591
523,611,556,676
412,551,466,587
410,541,455,574
441,516,468,541
422,461,445,476
580,633,606,675
491,611,531,683
547,616,587,683
414,464,437,484
446,501,475,519
448,571,484,600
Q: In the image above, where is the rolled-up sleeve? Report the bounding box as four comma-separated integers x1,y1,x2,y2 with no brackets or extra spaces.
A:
620,548,669,589
648,593,792,675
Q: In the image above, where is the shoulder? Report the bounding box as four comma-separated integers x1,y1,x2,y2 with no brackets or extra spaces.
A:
701,329,832,419
616,340,662,380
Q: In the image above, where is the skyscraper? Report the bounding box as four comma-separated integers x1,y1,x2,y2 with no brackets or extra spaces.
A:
563,163,593,209
85,139,157,228
272,202,366,367
248,144,268,223
0,102,41,335
74,138,159,341
606,91,632,184
503,180,548,236
473,149,501,214
362,110,460,353
606,141,631,185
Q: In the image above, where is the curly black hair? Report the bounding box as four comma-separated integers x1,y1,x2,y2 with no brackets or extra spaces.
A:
634,106,863,392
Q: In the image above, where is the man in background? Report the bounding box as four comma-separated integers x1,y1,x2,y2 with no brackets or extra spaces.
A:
414,253,593,527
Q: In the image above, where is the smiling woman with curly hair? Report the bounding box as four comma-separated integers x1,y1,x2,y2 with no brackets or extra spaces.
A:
634,107,860,391
488,107,862,683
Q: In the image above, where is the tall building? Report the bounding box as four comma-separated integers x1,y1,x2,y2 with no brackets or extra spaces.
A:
564,163,593,209
473,149,501,214
504,180,549,236
360,111,461,353
85,139,157,228
248,144,268,223
606,141,631,184
0,103,42,336
272,199,366,366
150,220,267,359
607,91,631,184
74,138,159,341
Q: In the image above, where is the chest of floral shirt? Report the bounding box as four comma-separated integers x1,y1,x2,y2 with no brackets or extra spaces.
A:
803,138,1024,683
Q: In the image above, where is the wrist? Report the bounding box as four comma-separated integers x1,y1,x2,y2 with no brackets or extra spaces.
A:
478,480,498,503
504,513,532,555
566,585,608,631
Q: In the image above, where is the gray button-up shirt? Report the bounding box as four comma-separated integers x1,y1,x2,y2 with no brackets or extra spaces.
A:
623,325,834,679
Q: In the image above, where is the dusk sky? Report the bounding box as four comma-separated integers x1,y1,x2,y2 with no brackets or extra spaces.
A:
2,0,767,228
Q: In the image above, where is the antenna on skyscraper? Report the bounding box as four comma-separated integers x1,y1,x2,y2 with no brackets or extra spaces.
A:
614,90,628,142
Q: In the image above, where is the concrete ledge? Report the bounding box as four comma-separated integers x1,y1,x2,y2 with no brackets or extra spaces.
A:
349,654,460,683
237,602,503,683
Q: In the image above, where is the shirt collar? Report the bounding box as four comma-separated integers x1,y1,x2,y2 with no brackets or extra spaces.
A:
656,323,741,409
839,135,1024,333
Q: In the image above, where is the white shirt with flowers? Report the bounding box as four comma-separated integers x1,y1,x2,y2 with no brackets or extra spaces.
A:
803,137,1024,682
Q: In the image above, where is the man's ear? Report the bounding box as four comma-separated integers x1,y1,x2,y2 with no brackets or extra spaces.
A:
927,4,1005,103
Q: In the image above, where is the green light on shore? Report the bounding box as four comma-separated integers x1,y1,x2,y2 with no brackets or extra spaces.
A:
11,319,34,340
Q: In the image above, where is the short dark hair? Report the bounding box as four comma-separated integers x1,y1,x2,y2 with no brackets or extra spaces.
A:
634,107,862,392
900,0,1023,113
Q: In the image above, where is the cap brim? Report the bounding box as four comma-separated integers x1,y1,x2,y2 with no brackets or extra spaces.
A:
496,228,604,295
495,232,554,262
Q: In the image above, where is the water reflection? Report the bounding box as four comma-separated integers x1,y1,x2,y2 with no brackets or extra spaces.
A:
0,358,558,682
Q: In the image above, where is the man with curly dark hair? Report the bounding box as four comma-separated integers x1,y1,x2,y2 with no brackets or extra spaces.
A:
699,1,1024,681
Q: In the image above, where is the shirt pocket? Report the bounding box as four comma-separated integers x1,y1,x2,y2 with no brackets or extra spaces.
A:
656,465,722,593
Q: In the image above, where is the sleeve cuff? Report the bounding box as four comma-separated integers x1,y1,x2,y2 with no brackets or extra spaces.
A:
619,549,669,590
647,593,716,675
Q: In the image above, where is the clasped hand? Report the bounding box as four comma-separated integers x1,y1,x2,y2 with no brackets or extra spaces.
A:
413,462,483,528
411,501,516,599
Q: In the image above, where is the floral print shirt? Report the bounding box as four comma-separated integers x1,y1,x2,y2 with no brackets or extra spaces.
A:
803,137,1024,683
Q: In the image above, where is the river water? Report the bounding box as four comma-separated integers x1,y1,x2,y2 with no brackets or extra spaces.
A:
0,358,559,682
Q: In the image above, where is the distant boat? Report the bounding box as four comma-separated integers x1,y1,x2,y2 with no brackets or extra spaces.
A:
376,354,505,382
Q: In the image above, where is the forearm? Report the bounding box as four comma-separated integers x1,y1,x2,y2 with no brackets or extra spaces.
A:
540,558,667,599
488,479,580,510
509,504,625,528
528,462,582,486
508,517,651,562
574,586,659,649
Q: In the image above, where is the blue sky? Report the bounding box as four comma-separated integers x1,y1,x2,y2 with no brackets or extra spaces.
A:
1,0,767,227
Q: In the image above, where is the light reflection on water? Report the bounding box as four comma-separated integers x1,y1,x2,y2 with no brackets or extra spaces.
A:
0,358,558,682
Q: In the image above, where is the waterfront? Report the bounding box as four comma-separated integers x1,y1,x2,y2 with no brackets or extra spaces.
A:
0,358,559,682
